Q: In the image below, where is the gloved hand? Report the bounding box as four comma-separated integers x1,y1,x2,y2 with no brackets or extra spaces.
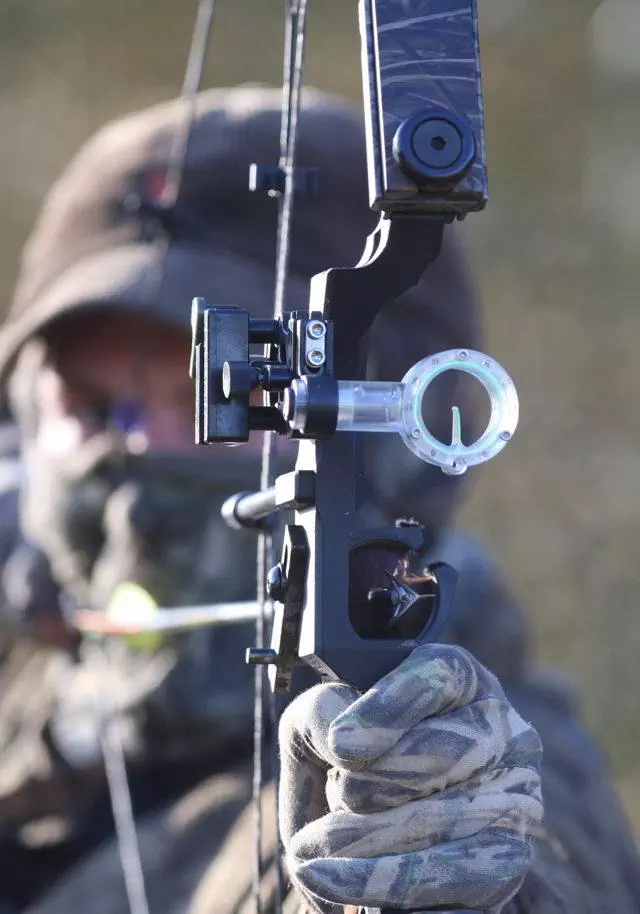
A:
279,644,543,913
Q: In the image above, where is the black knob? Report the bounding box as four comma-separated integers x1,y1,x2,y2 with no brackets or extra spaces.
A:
222,361,258,398
393,108,476,190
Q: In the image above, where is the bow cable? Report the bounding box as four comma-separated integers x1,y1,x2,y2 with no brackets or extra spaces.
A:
254,3,310,911
94,5,217,914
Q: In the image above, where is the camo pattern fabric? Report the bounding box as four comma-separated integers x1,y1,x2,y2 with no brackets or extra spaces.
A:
279,643,543,914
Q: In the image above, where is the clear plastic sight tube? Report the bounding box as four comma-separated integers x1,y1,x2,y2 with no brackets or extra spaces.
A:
287,349,519,475
286,379,404,434
336,381,404,433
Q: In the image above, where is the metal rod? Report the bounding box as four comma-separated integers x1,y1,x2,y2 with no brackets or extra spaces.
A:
222,488,277,529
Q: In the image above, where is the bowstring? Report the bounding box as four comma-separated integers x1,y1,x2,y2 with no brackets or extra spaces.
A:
94,644,151,914
163,0,216,207
254,2,310,912
96,5,216,914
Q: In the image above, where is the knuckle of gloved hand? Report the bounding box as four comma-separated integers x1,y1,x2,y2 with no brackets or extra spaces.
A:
504,770,544,817
406,642,480,694
468,838,535,909
287,822,329,864
280,682,360,765
400,643,509,716
326,767,411,813
414,643,511,704
510,719,543,773
474,760,543,809
291,859,364,908
493,706,543,775
327,726,372,772
468,698,543,773
445,829,534,888
278,700,303,760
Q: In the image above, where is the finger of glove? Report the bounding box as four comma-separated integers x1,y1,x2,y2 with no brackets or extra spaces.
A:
291,765,542,863
289,824,534,912
326,697,542,813
329,644,505,768
279,681,360,846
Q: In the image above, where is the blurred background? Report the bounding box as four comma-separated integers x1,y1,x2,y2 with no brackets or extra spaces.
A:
0,0,638,828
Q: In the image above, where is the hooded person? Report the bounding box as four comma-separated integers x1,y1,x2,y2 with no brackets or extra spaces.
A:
0,85,484,774
0,87,636,914
0,85,483,907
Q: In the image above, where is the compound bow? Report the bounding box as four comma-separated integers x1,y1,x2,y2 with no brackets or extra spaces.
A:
78,3,520,913
189,2,519,913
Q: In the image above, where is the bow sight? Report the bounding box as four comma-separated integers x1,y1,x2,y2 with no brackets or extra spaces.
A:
190,0,518,695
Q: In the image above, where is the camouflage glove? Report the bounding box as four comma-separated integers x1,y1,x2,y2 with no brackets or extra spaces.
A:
279,644,543,913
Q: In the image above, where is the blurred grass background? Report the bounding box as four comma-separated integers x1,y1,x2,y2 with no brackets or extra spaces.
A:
0,0,639,828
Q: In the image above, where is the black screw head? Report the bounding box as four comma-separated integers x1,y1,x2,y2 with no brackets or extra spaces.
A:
413,119,464,169
266,563,287,602
393,108,476,190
